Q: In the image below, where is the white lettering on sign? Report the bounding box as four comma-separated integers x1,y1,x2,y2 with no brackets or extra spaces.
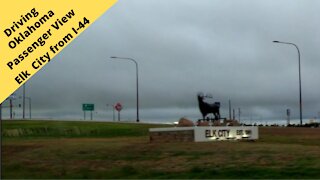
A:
149,126,259,142
205,129,231,138
195,126,258,142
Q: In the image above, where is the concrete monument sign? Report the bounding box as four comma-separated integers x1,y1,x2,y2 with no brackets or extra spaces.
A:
149,126,258,142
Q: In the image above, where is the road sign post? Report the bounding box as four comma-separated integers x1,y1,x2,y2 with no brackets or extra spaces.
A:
82,104,94,120
114,103,122,121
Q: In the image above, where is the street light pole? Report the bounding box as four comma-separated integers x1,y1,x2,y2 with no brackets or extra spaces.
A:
110,57,140,122
273,41,303,125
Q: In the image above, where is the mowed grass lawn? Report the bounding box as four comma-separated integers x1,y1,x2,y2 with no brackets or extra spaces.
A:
2,120,320,179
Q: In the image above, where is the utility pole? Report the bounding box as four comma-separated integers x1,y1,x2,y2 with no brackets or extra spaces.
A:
228,100,231,120
238,108,241,123
232,109,235,120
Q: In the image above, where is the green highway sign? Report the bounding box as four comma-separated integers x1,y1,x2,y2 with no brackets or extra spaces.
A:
82,104,94,111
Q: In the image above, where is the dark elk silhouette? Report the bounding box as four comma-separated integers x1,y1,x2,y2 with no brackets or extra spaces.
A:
197,93,220,120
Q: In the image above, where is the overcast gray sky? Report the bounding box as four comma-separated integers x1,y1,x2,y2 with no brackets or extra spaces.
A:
4,0,320,124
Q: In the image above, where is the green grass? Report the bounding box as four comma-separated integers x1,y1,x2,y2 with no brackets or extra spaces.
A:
2,120,170,138
2,120,320,179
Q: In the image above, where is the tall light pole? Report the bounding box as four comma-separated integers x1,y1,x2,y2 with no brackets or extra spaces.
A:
110,56,140,122
273,41,303,125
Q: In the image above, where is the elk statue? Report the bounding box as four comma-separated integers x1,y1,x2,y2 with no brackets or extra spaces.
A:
197,92,220,121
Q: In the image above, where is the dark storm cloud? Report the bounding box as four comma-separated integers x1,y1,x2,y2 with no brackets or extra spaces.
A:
6,0,320,122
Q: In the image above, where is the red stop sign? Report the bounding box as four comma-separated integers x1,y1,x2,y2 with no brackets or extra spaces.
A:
114,103,122,112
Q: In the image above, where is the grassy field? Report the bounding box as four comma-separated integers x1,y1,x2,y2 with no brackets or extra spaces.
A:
2,120,320,179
